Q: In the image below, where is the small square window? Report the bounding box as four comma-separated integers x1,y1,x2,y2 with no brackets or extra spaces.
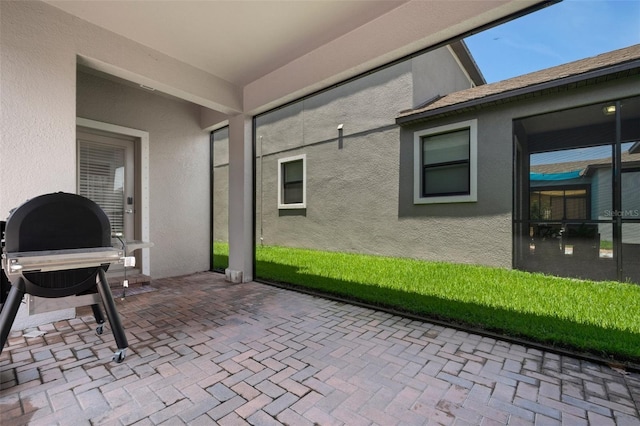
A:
414,120,477,204
278,154,306,209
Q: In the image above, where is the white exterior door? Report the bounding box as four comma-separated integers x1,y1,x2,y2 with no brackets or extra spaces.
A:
77,130,136,243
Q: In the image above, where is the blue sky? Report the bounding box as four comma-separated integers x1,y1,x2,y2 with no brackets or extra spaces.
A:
465,0,640,83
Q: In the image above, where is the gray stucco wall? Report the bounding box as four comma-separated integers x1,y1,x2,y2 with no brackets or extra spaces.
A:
256,58,414,155
257,127,401,255
213,46,639,271
246,59,640,269
247,46,507,265
412,46,474,106
399,74,640,268
0,0,212,281
77,72,210,279
399,109,513,267
252,53,414,256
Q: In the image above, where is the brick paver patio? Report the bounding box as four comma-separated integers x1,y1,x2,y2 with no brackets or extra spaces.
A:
1,272,639,425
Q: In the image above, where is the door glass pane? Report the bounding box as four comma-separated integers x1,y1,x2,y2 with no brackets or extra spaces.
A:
565,196,587,220
530,192,552,220
78,141,125,235
550,195,564,220
530,189,588,220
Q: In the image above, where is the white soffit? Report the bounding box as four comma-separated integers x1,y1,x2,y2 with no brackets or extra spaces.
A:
244,1,547,114
47,0,545,114
47,0,409,86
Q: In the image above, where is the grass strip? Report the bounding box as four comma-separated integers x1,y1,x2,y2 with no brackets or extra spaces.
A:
213,242,640,361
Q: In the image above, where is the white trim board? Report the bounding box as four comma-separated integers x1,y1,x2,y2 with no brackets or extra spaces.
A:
277,154,307,210
76,117,151,275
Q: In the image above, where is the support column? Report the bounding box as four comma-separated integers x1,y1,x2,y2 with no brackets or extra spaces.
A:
226,114,254,283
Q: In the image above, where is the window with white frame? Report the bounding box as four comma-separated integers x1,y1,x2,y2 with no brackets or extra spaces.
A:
414,119,477,204
278,154,306,209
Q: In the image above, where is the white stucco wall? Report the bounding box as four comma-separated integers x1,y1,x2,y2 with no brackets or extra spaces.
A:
0,1,212,330
77,71,210,279
0,1,211,279
0,1,77,215
0,2,79,329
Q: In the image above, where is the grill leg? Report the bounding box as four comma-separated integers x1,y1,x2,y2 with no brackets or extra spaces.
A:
95,269,128,362
0,279,26,355
91,304,105,335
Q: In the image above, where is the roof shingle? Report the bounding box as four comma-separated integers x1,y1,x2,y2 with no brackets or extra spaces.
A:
398,44,640,123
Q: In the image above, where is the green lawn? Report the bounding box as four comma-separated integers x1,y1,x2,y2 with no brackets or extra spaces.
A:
213,242,640,361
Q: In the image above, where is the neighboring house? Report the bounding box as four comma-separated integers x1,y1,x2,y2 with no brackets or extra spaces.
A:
397,44,640,284
214,44,640,285
529,150,640,241
214,41,487,262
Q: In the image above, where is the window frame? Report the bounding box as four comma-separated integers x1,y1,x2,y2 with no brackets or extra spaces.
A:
413,119,478,204
277,154,307,209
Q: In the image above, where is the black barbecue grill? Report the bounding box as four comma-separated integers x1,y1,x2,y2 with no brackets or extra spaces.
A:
0,192,129,362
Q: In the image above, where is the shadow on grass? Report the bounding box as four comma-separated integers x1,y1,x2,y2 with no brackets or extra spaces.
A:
214,254,640,363
212,257,228,271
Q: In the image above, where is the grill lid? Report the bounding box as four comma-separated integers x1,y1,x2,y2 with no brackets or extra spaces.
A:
5,192,111,253
3,192,115,297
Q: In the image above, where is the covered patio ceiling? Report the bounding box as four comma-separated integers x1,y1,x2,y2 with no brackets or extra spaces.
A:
47,0,548,125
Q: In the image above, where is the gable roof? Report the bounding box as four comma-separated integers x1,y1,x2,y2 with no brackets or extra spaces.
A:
397,44,640,125
530,150,640,177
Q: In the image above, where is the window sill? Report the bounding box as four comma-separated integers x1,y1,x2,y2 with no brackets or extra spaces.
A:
414,194,477,204
278,203,307,210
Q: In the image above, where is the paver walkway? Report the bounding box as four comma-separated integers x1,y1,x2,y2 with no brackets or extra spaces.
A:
1,272,638,425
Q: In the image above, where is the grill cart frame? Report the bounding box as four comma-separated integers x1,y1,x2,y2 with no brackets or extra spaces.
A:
0,192,130,362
